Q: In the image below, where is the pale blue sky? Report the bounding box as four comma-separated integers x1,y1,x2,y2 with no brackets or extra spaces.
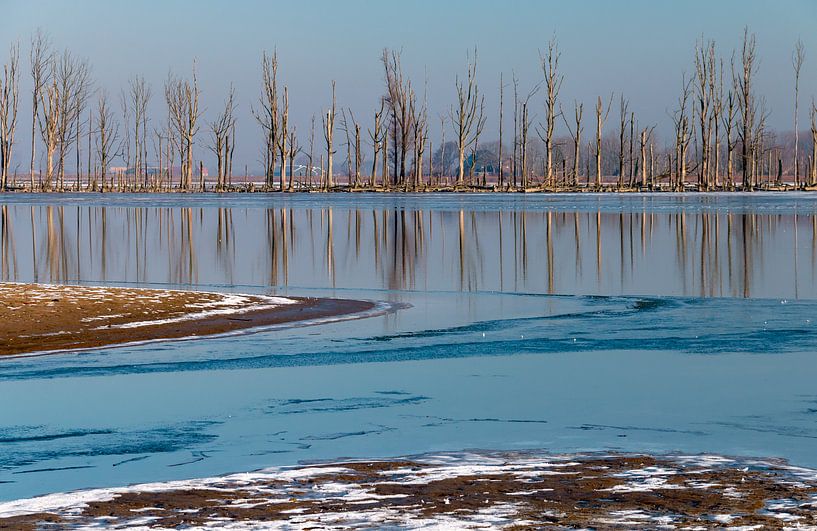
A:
2,0,815,171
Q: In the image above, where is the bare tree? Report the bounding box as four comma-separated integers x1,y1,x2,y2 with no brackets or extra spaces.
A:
287,128,298,191
540,36,562,189
340,108,354,186
307,114,315,188
723,76,738,189
208,86,236,191
793,39,805,186
368,98,385,188
164,63,200,190
712,58,724,187
53,49,91,190
451,48,486,187
594,94,613,188
518,87,537,188
277,86,289,191
95,89,119,191
29,30,51,190
498,73,505,187
0,43,20,190
382,49,414,186
322,81,336,190
694,38,716,190
252,51,278,189
672,74,693,190
561,100,583,187
736,28,758,190
810,99,816,186
127,75,151,188
639,125,655,187
617,95,629,188
411,95,428,189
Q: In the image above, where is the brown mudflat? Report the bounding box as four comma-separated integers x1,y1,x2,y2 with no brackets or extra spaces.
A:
2,453,816,529
0,283,374,356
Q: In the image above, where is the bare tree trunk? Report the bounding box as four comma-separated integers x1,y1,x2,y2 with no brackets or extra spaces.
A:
617,95,628,189
793,39,805,187
498,73,504,188
323,81,336,190
369,99,384,187
737,28,757,190
541,37,562,189
595,95,612,189
811,102,817,186
29,31,50,191
451,48,485,187
0,43,20,190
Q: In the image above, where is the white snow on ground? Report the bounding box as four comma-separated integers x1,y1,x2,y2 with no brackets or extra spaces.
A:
3,452,817,529
100,294,294,329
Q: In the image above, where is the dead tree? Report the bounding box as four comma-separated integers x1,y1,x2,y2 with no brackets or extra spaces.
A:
227,120,236,187
128,75,151,188
208,86,236,191
810,100,816,186
307,114,315,188
793,39,805,186
322,81,336,190
712,58,724,187
54,50,91,190
38,60,59,191
498,73,505,187
560,100,583,187
0,43,20,190
252,51,278,189
340,108,354,186
594,94,613,189
368,98,385,188
451,48,486,187
723,78,738,189
540,36,562,189
164,63,200,190
382,49,413,186
287,128,298,191
617,95,629,188
694,38,716,189
277,86,289,191
95,89,119,191
518,88,537,188
673,74,693,190
411,96,428,189
736,28,758,190
29,30,51,190
639,126,655,187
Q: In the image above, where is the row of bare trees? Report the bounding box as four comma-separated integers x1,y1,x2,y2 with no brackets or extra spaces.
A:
0,29,816,193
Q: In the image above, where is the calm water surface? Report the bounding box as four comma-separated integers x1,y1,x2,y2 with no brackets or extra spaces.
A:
1,192,816,500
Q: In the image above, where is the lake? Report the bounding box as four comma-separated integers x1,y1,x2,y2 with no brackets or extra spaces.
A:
1,192,817,501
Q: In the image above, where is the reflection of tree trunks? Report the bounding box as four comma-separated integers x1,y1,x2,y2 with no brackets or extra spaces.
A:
793,212,799,299
742,214,751,298
7,203,816,300
595,210,601,285
458,210,465,291
546,211,553,294
573,212,581,283
1,205,18,281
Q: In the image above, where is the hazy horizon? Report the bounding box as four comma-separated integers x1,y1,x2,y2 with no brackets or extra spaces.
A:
2,0,816,174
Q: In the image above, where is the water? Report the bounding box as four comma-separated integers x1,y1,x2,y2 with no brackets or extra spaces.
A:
1,192,817,501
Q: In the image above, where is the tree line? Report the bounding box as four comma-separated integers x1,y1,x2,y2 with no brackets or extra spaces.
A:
0,28,814,193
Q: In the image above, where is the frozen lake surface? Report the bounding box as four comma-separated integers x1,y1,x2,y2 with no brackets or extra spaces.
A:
1,192,817,500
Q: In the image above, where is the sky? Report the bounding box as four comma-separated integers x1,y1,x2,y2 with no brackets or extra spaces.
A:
2,0,816,173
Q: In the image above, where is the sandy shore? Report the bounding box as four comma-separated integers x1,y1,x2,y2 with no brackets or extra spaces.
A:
0,283,375,356
1,452,816,529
